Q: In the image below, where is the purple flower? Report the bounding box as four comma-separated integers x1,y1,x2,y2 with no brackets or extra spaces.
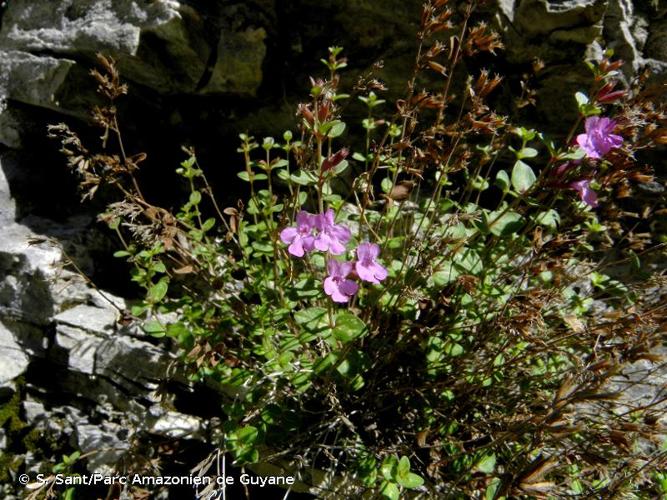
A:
280,210,316,257
313,209,351,255
576,117,623,160
324,260,359,303
571,179,598,208
355,242,388,284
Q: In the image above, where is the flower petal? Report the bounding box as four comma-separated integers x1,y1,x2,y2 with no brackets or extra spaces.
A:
280,227,297,244
339,279,359,297
327,259,340,277
356,262,378,283
371,262,388,281
288,238,305,257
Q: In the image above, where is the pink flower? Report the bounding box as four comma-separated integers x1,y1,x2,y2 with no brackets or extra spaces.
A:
313,209,351,255
355,242,388,284
280,210,316,257
576,117,623,160
571,179,598,207
324,260,358,303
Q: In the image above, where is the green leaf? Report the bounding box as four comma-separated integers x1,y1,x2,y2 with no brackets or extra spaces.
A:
295,307,329,340
381,178,393,193
485,477,502,500
237,171,251,182
518,147,538,159
511,160,536,194
395,456,424,489
381,455,399,480
495,170,510,192
277,169,290,181
475,453,496,474
513,127,537,142
313,352,338,374
380,481,400,500
147,278,168,303
471,175,489,191
327,121,346,138
166,322,189,340
575,91,589,108
444,342,464,357
131,304,147,317
230,425,259,445
189,191,202,205
432,263,459,287
290,170,317,186
486,210,523,237
332,159,349,175
560,148,586,161
397,456,410,478
153,262,167,274
113,250,131,258
288,278,321,299
333,312,367,343
201,218,215,232
534,209,560,230
143,319,166,337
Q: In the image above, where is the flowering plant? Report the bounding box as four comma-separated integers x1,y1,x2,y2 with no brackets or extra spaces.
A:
49,2,666,498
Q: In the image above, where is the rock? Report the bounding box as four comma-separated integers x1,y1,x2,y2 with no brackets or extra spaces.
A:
496,0,608,128
0,109,23,149
0,0,265,96
514,0,607,38
75,421,131,474
54,324,105,374
604,0,649,73
95,334,176,392
0,50,75,112
148,408,203,439
204,27,267,95
0,321,30,386
22,398,46,424
646,17,667,62
0,154,16,223
54,304,118,336
0,222,61,324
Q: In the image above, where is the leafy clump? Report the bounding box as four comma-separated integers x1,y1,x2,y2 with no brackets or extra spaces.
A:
49,1,666,498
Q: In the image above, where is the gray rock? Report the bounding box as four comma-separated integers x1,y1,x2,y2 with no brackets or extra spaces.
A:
0,109,22,149
605,0,648,73
54,304,118,336
22,398,46,424
0,223,61,324
0,0,265,96
95,334,175,391
149,409,203,439
0,321,30,386
0,50,75,111
2,318,48,357
75,421,131,473
0,154,16,223
515,0,607,38
55,324,105,374
0,0,181,56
